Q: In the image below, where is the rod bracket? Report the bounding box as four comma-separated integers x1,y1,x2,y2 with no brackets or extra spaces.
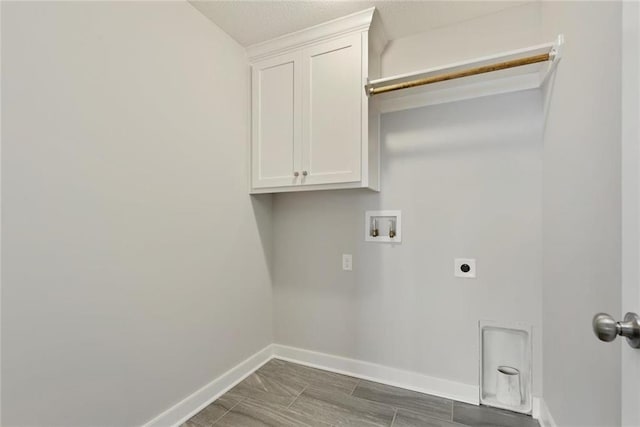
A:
364,78,373,97
550,34,565,63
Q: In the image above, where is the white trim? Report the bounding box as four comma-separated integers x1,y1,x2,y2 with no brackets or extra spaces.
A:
370,40,556,88
272,344,479,405
247,8,377,61
368,36,563,114
249,179,379,194
143,343,551,426
376,74,540,114
536,398,558,427
532,397,540,419
141,345,273,427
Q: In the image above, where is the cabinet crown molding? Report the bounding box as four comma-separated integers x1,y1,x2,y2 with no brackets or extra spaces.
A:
247,7,386,61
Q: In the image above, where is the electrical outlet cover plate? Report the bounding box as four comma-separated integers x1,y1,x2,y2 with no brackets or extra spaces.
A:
342,254,353,271
455,258,476,278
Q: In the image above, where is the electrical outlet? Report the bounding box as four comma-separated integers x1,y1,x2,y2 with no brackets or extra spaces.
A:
342,254,353,271
455,258,476,278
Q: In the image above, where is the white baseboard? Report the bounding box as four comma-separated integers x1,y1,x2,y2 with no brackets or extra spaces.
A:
532,397,541,418
142,345,273,427
536,398,558,427
143,343,552,427
272,344,479,405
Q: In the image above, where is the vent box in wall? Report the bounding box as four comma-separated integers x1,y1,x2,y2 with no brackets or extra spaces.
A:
479,320,532,414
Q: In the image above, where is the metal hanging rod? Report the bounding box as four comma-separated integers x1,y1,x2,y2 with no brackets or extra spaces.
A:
366,51,555,97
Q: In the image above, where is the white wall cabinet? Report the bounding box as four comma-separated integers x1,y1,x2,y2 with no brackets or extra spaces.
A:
249,8,386,193
251,52,302,189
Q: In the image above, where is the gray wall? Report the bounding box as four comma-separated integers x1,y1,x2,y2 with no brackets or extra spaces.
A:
381,2,542,77
272,2,545,398
541,2,622,426
272,89,543,392
1,2,273,426
1,2,626,426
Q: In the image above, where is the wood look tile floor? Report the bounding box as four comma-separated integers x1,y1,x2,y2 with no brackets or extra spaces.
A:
182,359,539,427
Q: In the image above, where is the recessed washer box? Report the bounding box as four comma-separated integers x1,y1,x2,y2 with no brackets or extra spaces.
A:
365,210,401,243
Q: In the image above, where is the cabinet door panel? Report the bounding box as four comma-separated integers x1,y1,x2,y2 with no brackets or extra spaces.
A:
252,53,302,188
302,33,362,185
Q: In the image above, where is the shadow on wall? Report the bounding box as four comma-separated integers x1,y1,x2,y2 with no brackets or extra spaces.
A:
380,88,544,164
250,194,275,282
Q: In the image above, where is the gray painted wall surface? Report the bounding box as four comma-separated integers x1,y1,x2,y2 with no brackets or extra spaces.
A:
273,90,543,393
1,2,273,425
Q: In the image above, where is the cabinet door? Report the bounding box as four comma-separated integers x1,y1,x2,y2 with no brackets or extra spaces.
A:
251,52,302,189
302,33,363,185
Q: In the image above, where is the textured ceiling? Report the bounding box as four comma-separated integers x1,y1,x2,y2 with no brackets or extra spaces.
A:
189,1,530,47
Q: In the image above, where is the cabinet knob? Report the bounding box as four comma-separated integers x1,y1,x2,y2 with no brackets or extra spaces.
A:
302,171,308,176
293,171,299,177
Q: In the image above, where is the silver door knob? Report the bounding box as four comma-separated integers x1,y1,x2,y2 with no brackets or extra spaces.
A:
302,171,308,176
593,312,640,348
293,171,299,177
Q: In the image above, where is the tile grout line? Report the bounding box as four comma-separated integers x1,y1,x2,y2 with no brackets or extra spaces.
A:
232,359,534,427
287,384,309,409
211,397,245,426
349,379,360,396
